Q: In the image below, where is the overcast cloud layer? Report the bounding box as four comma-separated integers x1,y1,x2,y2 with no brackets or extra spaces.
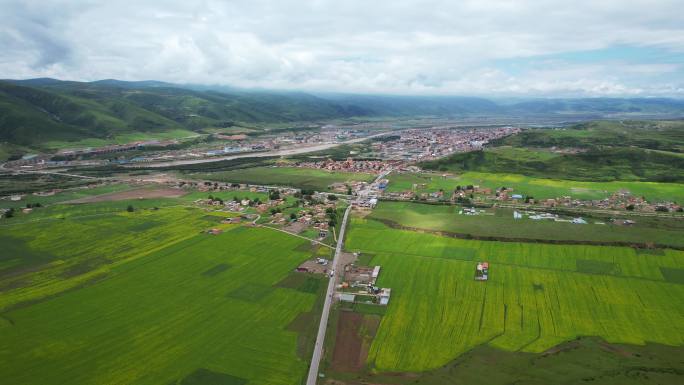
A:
1,0,683,96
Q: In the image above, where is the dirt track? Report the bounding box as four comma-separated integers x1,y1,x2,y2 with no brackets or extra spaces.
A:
66,188,186,203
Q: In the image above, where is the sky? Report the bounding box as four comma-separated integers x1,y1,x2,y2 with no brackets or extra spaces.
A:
1,0,683,97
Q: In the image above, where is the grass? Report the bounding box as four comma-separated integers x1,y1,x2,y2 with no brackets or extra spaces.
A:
192,166,375,191
0,183,136,209
0,210,323,385
326,336,684,385
420,121,684,183
386,171,684,202
368,201,684,248
344,216,684,372
42,128,198,149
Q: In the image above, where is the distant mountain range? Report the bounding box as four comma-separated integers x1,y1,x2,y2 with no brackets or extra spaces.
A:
1,78,683,153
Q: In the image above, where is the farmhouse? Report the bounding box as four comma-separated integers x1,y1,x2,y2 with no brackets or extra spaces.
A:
475,262,489,281
340,293,356,302
378,288,391,305
345,265,382,286
340,264,392,306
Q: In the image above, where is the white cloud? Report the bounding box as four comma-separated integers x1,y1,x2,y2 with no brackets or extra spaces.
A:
0,0,683,96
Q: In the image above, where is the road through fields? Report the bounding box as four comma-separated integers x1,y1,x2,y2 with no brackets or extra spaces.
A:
306,205,351,385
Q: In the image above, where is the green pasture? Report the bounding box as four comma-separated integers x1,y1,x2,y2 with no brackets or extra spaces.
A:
0,204,235,310
344,216,684,372
0,214,321,385
192,167,374,191
386,171,684,202
369,201,684,248
42,128,198,149
0,183,135,209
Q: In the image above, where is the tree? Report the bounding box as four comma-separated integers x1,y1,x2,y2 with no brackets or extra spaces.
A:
290,213,297,220
347,186,352,195
4,208,14,218
626,204,635,211
327,194,337,201
127,205,135,212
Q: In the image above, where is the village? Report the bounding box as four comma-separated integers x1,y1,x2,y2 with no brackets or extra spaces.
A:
3,125,381,169
383,176,683,214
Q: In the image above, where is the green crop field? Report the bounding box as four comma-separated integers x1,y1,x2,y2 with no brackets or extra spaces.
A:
344,216,684,372
0,200,325,385
386,171,684,202
192,166,375,191
369,201,684,248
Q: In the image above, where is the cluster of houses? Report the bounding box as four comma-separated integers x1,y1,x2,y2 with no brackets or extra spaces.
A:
270,203,336,238
339,265,392,306
386,177,682,214
513,210,590,224
369,126,520,162
296,158,391,173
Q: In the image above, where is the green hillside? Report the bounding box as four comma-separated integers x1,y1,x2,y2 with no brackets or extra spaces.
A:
0,80,366,153
2,79,683,158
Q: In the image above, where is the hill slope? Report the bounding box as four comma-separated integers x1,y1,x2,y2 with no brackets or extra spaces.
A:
1,78,684,156
421,120,684,183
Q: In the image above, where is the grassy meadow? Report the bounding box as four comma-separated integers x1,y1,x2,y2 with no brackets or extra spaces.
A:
192,166,375,191
386,171,684,202
0,194,327,385
420,121,684,183
344,216,684,372
369,201,684,248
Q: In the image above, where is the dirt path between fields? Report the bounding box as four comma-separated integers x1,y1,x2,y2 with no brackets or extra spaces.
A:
65,187,187,203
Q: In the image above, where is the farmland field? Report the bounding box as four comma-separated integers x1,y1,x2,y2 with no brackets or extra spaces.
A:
386,171,684,202
344,216,684,372
192,166,375,191
0,201,325,385
369,201,684,248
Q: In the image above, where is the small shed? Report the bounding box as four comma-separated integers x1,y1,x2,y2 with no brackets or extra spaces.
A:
340,293,356,302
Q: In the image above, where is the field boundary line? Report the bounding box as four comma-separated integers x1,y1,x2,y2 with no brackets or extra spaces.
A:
259,224,334,249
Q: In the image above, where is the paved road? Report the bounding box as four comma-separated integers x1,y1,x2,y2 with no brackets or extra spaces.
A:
306,205,352,385
7,169,101,180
